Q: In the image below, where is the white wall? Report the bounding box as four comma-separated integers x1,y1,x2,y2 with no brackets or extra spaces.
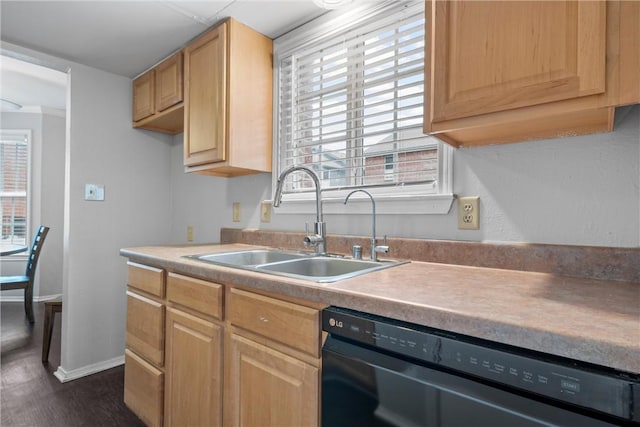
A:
171,105,640,248
60,63,174,377
39,112,66,296
0,110,65,298
3,42,175,379
169,139,271,244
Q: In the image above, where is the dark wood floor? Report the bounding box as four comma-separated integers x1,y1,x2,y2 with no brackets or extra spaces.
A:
1,301,145,426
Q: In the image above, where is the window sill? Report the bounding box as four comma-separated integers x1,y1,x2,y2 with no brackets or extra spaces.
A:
269,193,455,216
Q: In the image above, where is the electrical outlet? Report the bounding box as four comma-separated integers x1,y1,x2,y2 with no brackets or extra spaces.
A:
187,225,194,242
457,196,480,230
232,202,241,222
260,201,271,223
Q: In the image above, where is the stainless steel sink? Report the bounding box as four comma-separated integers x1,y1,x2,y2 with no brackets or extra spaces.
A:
186,249,309,267
185,249,407,283
256,256,404,282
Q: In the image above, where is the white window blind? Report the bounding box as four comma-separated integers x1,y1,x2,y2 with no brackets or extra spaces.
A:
0,131,29,245
276,1,447,200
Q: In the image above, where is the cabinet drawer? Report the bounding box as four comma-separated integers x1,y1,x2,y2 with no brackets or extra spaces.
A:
126,291,165,366
124,349,164,427
127,262,165,297
228,288,321,357
167,273,223,320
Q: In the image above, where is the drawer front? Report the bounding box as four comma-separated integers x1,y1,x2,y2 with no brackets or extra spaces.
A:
124,349,164,427
167,273,223,320
126,291,165,366
228,288,320,357
128,262,165,298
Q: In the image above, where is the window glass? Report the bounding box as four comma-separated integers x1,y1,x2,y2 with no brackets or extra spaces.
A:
1,131,29,245
275,0,451,201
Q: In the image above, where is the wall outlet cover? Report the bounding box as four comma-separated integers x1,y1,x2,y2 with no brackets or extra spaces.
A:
261,201,271,223
232,202,241,222
457,196,480,230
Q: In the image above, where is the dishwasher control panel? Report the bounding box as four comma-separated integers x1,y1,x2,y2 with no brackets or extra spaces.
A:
323,307,639,423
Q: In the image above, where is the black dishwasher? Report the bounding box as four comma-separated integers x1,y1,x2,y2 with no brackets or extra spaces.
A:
322,307,639,427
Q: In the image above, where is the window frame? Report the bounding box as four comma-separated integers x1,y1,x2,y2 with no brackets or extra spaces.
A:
0,129,32,250
271,0,453,216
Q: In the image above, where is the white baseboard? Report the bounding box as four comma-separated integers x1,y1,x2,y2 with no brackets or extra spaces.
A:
54,355,125,383
0,293,63,303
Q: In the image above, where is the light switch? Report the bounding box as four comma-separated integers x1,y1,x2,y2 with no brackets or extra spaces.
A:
84,184,105,201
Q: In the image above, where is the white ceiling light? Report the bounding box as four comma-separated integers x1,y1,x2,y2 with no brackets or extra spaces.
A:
0,98,22,111
313,0,354,10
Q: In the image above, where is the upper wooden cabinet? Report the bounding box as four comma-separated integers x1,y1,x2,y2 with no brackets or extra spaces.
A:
132,51,184,134
184,18,273,177
424,0,640,147
132,69,155,122
155,52,183,113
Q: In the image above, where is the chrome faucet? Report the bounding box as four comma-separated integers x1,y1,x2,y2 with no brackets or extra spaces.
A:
273,166,326,255
344,189,389,261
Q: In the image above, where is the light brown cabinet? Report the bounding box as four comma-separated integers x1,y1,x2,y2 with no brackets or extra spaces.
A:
124,262,166,427
184,18,273,177
132,51,184,134
124,262,324,427
132,69,155,122
224,288,322,427
163,273,224,427
125,291,165,366
424,0,640,147
225,333,319,427
164,307,223,427
124,349,164,427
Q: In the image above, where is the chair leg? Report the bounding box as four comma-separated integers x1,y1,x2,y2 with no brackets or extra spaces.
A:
42,303,54,363
24,285,34,323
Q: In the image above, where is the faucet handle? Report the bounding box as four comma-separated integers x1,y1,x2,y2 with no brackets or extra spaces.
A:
375,236,389,255
375,245,389,254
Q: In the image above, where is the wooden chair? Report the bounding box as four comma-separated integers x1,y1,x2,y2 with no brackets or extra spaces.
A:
42,299,63,363
0,225,50,323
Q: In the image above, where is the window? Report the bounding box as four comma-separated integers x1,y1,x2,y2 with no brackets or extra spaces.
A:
274,0,453,214
1,130,30,246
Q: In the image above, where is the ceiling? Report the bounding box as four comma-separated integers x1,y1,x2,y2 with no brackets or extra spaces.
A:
0,0,328,111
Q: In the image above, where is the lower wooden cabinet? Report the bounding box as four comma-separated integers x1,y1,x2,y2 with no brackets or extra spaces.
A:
225,332,319,427
124,349,164,427
125,264,166,427
125,291,165,367
124,261,324,427
164,307,223,427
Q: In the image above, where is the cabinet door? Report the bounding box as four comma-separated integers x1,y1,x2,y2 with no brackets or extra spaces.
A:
427,0,606,124
165,307,223,427
132,69,155,121
126,291,165,366
184,23,227,167
225,333,319,427
124,349,164,427
155,51,183,112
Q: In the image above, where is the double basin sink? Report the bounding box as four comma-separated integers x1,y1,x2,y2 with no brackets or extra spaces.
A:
185,249,407,283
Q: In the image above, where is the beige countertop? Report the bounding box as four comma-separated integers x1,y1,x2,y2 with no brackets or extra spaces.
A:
121,243,640,374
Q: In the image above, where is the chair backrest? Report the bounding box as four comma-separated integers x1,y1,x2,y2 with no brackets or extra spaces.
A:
25,225,50,280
